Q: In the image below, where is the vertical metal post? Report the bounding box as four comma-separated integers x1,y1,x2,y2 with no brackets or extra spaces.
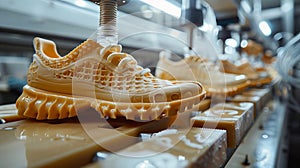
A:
181,0,203,55
281,0,294,36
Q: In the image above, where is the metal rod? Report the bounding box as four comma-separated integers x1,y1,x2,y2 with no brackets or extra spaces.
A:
97,0,118,46
99,0,117,26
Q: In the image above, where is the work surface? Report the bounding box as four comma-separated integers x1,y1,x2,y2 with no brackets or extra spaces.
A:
0,86,288,168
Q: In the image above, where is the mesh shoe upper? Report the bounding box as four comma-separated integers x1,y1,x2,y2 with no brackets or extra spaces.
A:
28,37,204,104
156,54,248,87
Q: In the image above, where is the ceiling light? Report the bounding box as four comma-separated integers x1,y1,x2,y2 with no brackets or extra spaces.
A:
225,38,238,48
241,0,251,14
259,21,272,36
240,39,248,48
75,0,88,8
140,0,181,18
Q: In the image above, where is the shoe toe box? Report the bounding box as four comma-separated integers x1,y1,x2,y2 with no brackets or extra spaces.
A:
151,81,205,102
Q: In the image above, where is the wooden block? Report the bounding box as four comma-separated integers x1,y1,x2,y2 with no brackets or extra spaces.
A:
192,102,254,148
229,87,272,117
225,100,285,168
230,94,262,117
241,88,272,107
85,128,227,168
0,112,174,168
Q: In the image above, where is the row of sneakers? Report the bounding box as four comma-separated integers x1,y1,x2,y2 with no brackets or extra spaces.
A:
156,51,272,97
16,37,273,121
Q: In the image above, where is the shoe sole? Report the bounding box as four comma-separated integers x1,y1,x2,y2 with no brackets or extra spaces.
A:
248,76,273,87
204,80,250,97
157,71,250,97
16,85,206,121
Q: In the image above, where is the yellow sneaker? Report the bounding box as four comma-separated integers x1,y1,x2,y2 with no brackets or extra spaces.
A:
16,38,206,121
155,53,249,97
220,59,273,86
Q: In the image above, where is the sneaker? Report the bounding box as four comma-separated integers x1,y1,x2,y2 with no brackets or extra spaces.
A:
220,59,273,86
16,37,206,121
155,53,249,96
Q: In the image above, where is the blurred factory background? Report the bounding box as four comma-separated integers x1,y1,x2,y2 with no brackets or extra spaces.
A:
0,0,299,57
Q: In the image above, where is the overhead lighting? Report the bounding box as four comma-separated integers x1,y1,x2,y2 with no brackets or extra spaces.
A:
225,38,238,48
259,21,272,36
140,0,181,18
240,39,248,48
241,0,251,14
75,0,88,8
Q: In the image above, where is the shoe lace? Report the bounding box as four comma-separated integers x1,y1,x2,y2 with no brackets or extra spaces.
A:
101,45,151,76
188,56,218,71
